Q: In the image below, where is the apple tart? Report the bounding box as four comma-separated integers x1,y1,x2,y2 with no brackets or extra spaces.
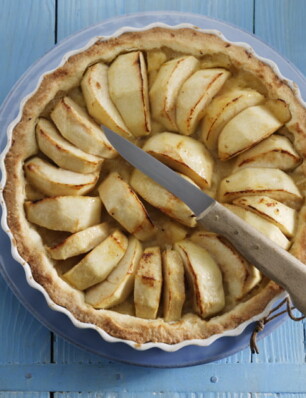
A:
2,26,306,347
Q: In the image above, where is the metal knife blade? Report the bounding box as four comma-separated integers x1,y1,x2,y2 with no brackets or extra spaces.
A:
103,127,214,216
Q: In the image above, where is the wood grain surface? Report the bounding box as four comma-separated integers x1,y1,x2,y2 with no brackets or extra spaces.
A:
0,0,305,395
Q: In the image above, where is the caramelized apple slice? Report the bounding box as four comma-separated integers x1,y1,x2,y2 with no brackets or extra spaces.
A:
24,157,98,196
201,88,264,151
130,169,196,227
25,196,102,232
191,231,261,299
233,135,301,171
176,68,230,135
174,240,225,318
36,118,103,173
108,51,150,137
233,195,297,237
143,132,213,188
218,105,283,160
134,247,162,319
162,249,185,322
47,223,110,260
50,96,117,159
98,172,155,241
63,230,128,290
149,56,199,131
218,167,302,207
85,237,143,308
225,204,290,249
81,63,132,138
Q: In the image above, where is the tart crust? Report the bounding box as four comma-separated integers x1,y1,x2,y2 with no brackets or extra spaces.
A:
3,27,306,344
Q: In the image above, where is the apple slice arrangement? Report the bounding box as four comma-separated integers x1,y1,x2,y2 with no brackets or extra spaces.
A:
21,47,304,327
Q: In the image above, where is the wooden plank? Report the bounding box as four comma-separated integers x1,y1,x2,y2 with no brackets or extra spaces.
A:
57,0,254,42
54,394,251,398
0,0,55,369
255,0,306,73
0,274,50,364
0,0,55,105
1,363,306,392
252,316,305,363
0,394,49,398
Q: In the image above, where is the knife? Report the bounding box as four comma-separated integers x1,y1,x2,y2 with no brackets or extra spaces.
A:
104,127,306,315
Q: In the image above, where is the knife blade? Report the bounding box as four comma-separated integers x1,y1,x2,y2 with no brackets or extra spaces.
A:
103,127,306,315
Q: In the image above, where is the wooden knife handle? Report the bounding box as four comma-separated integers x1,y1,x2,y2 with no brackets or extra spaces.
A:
198,201,306,316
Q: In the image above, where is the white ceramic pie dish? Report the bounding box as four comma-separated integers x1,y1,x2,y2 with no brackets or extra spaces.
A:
1,21,304,352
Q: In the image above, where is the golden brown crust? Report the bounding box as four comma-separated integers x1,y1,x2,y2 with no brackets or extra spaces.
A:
3,27,306,344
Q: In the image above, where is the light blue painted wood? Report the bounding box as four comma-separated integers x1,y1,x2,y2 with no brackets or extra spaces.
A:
0,0,55,105
0,274,50,365
255,0,306,74
57,0,254,42
0,394,49,398
0,363,306,392
54,394,251,398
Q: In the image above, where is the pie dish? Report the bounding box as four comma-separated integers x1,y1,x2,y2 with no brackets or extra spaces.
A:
1,23,306,349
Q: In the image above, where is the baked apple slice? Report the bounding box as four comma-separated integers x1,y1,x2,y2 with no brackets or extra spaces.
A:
225,204,290,249
218,105,283,160
149,56,199,131
24,157,99,196
176,68,230,136
218,167,303,207
47,223,110,260
174,240,225,318
25,196,102,232
143,132,213,188
63,230,128,290
233,195,297,237
98,172,155,241
162,249,185,322
108,51,151,137
130,169,196,227
201,88,264,151
191,231,261,300
233,135,302,171
134,247,162,319
81,63,132,138
85,237,143,308
50,96,117,159
146,49,168,87
36,118,103,174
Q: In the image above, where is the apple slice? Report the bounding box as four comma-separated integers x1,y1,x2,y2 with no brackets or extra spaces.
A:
98,172,155,241
191,231,261,299
36,118,103,174
176,68,230,135
81,63,132,138
130,169,196,227
233,195,297,237
62,230,128,290
201,88,264,151
265,98,291,124
24,157,99,196
47,223,110,260
158,220,188,244
218,167,303,207
25,196,102,232
146,49,168,87
225,204,290,249
218,105,283,160
143,132,214,188
174,240,225,318
134,247,162,319
108,51,151,137
149,56,199,131
162,249,185,322
85,236,143,308
50,96,117,159
233,134,302,171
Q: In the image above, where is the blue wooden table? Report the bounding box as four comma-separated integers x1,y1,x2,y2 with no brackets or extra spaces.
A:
1,0,306,395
